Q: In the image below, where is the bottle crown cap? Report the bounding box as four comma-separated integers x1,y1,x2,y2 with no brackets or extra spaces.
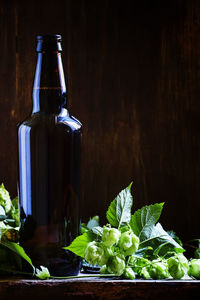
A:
36,34,62,52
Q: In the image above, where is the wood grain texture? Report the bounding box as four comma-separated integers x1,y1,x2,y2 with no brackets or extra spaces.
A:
0,0,200,242
0,277,200,300
0,0,18,196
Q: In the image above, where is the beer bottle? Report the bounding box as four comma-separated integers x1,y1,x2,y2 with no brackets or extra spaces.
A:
18,35,81,276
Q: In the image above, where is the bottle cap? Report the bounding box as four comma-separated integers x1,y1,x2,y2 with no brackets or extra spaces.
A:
36,35,62,52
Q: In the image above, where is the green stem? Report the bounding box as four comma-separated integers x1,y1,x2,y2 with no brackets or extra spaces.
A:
0,267,118,280
50,274,117,280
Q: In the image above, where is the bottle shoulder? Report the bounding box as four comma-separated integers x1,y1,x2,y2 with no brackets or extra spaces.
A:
18,109,82,132
18,114,38,127
57,109,82,131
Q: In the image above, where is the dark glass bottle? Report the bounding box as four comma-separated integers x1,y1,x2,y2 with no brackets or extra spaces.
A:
18,35,81,276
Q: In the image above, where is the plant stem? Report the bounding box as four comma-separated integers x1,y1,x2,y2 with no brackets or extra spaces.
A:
50,274,117,279
0,267,118,280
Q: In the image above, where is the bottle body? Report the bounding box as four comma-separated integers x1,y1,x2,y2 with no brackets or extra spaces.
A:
18,35,81,276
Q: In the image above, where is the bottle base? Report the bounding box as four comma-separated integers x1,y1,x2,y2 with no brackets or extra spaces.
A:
21,243,81,277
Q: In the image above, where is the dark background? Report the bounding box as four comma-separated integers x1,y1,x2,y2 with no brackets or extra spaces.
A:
0,0,200,242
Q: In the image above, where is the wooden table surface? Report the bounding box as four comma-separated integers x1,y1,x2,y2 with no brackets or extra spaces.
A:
0,276,200,300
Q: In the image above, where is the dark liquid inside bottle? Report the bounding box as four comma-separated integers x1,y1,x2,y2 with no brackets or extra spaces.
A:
18,35,81,276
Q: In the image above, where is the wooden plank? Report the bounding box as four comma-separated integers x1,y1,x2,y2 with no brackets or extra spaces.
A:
0,277,200,300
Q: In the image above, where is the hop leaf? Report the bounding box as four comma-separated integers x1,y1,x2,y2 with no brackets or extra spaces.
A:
106,182,133,228
130,202,164,240
65,232,94,258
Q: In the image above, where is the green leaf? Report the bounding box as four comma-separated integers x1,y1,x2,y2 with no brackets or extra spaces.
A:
0,215,7,222
153,242,170,257
4,219,16,225
81,216,100,234
0,240,34,270
0,205,6,216
133,246,153,258
91,226,103,236
64,232,94,258
130,202,164,240
106,182,133,228
167,230,183,247
139,223,184,256
87,216,99,230
80,223,89,234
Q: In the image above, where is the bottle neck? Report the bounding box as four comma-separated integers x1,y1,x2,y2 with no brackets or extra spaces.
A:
32,51,67,114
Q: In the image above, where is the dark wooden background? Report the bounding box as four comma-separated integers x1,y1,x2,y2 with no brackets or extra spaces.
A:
0,0,200,242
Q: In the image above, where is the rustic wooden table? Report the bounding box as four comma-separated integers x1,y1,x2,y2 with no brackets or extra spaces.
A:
0,276,200,300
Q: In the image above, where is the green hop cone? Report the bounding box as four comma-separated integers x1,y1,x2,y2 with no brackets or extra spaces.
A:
100,265,109,274
0,184,12,214
148,260,169,279
102,226,121,247
123,267,135,279
84,241,108,267
107,254,126,276
140,266,151,279
119,230,139,256
188,259,200,279
129,256,151,278
35,266,50,280
167,254,189,279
